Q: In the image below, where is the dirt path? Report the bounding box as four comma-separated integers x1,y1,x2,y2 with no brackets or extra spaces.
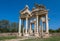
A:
5,39,23,41
1,38,26,41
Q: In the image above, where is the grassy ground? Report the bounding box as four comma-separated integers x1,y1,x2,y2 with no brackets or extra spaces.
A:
0,36,17,40
22,36,60,41
0,36,60,41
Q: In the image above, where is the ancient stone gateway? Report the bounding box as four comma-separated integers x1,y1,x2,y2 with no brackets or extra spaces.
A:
19,4,49,38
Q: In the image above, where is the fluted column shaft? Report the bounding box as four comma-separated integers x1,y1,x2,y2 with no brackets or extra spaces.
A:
34,22,36,34
46,14,49,33
36,15,38,34
30,23,31,32
19,18,21,36
22,20,24,36
26,17,28,34
41,22,43,37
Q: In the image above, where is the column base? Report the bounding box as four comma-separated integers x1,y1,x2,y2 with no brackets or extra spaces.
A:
18,33,21,37
24,33,29,37
44,32,49,38
29,30,33,35
34,33,39,37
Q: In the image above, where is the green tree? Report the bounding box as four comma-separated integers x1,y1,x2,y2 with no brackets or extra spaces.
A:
0,20,10,32
11,22,18,32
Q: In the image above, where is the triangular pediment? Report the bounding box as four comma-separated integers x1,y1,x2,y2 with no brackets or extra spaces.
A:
20,5,31,15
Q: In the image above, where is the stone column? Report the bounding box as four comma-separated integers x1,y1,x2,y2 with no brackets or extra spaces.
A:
22,20,24,36
38,18,40,33
36,15,38,34
23,27,24,36
26,17,28,34
46,14,49,34
30,23,32,33
30,23,31,31
19,18,21,36
38,18,41,36
41,22,43,38
34,22,36,34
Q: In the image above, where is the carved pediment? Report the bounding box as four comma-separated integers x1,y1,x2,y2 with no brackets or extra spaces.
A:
20,5,31,16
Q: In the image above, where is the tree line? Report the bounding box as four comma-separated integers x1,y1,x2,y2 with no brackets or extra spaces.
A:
0,20,60,33
0,20,18,33
49,28,60,33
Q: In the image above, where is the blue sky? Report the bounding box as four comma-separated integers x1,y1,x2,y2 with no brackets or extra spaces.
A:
0,0,60,30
